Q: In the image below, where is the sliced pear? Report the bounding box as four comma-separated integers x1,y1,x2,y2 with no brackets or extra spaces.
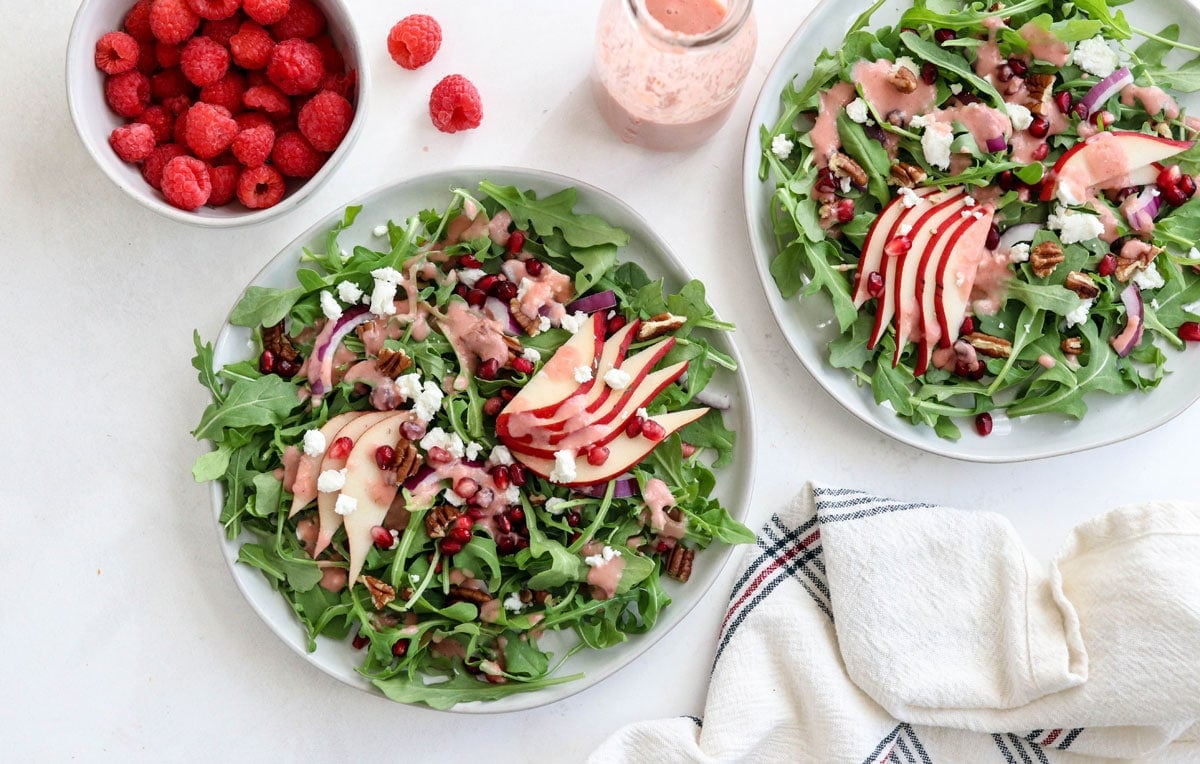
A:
1041,130,1193,203
913,212,990,375
312,410,399,557
496,312,605,424
934,208,995,353
853,187,941,307
288,411,367,518
340,413,416,585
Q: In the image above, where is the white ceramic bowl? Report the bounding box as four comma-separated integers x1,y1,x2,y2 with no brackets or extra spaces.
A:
65,0,368,227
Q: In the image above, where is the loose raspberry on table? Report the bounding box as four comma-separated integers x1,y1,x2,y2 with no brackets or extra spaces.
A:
109,123,157,163
271,130,324,177
313,34,343,73
138,104,175,143
267,39,323,95
428,74,483,133
105,70,151,117
180,36,230,87
150,67,193,100
270,0,325,40
298,90,351,152
184,102,238,158
230,21,274,70
186,0,240,21
237,164,285,208
202,15,242,46
243,0,289,26
232,123,275,167
124,1,155,42
243,83,291,116
142,143,187,189
149,0,201,45
155,40,182,68
160,155,212,210
199,70,246,113
207,161,239,205
387,14,441,70
95,32,140,75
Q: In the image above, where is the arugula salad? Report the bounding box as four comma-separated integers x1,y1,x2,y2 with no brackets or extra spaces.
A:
762,0,1200,439
190,181,751,708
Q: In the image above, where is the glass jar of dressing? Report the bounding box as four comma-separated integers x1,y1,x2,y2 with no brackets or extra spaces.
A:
592,0,757,151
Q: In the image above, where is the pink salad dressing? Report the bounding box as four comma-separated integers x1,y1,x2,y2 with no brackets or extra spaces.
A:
971,252,1014,316
1054,131,1132,204
1092,201,1121,243
853,60,938,124
503,259,574,322
479,599,502,623
437,301,510,379
646,0,725,34
642,478,688,539
582,543,626,600
926,103,1013,152
811,81,855,166
1121,85,1179,119
1038,354,1057,369
1018,22,1070,66
281,445,302,492
974,17,1007,81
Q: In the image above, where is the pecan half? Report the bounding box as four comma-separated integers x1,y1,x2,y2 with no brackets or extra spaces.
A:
636,312,688,341
666,546,695,583
531,590,553,606
361,575,396,610
888,65,918,94
390,441,422,484
1155,121,1175,139
375,347,412,377
1061,336,1084,355
509,299,543,336
1024,73,1056,115
1063,271,1100,299
1030,241,1064,278
448,585,493,605
965,332,1013,358
424,504,460,539
262,321,299,361
828,152,869,188
1115,243,1162,282
889,162,927,188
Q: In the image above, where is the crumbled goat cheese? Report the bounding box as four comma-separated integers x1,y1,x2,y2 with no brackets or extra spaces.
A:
503,592,525,613
574,365,593,384
522,347,541,363
319,290,343,321
909,114,928,129
1048,206,1104,244
549,450,577,484
839,175,852,194
949,83,963,95
894,56,919,75
302,429,326,457
420,427,465,459
603,368,632,390
898,187,921,209
442,488,465,507
545,498,568,515
336,280,363,303
1073,36,1120,78
1065,297,1094,328
771,133,794,160
1056,182,1084,206
920,122,953,170
538,316,552,333
371,266,403,284
898,223,913,236
965,196,977,207
458,268,487,288
396,372,423,399
369,279,398,316
334,494,358,516
1151,298,1161,310
1009,243,1031,263
1182,298,1200,316
373,224,389,238
503,485,520,504
516,277,534,301
845,98,869,124
317,468,347,493
414,381,444,422
584,545,622,568
1132,262,1165,290
561,311,588,334
465,441,482,461
636,407,649,419
1006,103,1033,131
489,445,514,466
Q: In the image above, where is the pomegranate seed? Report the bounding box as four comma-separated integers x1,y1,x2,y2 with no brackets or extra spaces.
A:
508,507,525,522
460,254,482,268
274,356,301,377
1071,102,1088,120
454,477,479,499
975,412,994,436
985,224,1000,250
328,436,353,460
497,536,517,555
1180,321,1200,342
508,463,527,487
507,230,525,253
1032,143,1049,161
374,445,395,470
448,525,472,543
1179,173,1198,199
392,640,408,657
866,271,885,298
955,361,985,381
478,358,500,380
566,511,582,527
641,419,666,442
656,541,670,554
959,316,975,336
815,167,837,194
921,61,937,85
1052,92,1071,116
492,280,518,301
258,349,275,374
934,28,955,43
467,507,485,520
512,356,534,375
454,283,469,299
1098,253,1117,277
1164,186,1189,207
483,396,505,417
439,540,462,556
1007,57,1028,76
1027,116,1049,139
586,445,610,466
466,288,487,307
625,416,644,438
1157,164,1183,192
371,526,395,549
607,314,627,334
476,274,498,293
835,198,855,224
495,514,512,534
352,633,370,649
1026,180,1044,199
884,235,912,257
516,537,530,550
499,387,516,401
427,446,452,463
454,514,473,529
400,420,426,441
681,442,696,458
997,170,1017,191
490,464,510,490
470,487,494,507
996,65,1014,83
525,259,544,276
953,92,981,106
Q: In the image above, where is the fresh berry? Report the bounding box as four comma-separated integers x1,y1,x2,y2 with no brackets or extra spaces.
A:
387,14,441,70
320,69,356,99
1180,322,1200,342
235,110,273,130
267,39,324,95
271,130,324,177
607,314,626,334
180,35,230,87
105,70,151,117
525,258,543,276
508,463,527,487
142,143,186,189
997,170,1017,191
160,155,212,210
136,39,158,73
138,105,174,143
371,526,396,550
921,61,936,85
934,28,955,43
625,416,643,438
109,123,157,162
172,105,191,144
1031,141,1049,160
243,0,290,25
230,21,274,70
156,40,183,68
491,279,518,301
184,102,238,158
834,198,855,224
186,0,240,21
428,74,483,133
199,70,246,113
959,316,975,336
95,32,140,75
149,0,201,45
236,164,285,208
242,83,291,116
270,0,326,39
151,67,194,100
298,90,352,151
454,478,479,499
313,34,343,73
124,0,156,42
201,15,241,46
985,224,1000,250
207,162,238,205
232,123,275,166
258,349,275,373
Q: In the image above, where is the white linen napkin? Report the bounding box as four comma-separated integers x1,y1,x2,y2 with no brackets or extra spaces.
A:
590,483,1200,763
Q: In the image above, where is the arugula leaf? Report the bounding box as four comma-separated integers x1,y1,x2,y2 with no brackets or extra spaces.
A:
570,244,618,294
681,410,736,469
478,182,629,249
192,331,224,402
229,286,306,328
192,375,303,441
837,112,890,205
373,670,580,710
900,31,1005,107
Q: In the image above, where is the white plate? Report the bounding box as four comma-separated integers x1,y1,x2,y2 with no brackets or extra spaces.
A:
742,0,1200,462
209,167,756,711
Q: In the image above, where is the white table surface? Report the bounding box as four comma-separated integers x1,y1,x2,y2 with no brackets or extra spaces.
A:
5,0,1199,760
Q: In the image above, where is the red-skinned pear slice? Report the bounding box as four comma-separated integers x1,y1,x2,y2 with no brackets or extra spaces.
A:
853,186,941,306
934,207,995,351
496,312,605,424
868,190,968,348
511,408,710,487
288,411,367,518
340,413,413,585
913,211,991,375
312,410,398,557
1041,130,1193,203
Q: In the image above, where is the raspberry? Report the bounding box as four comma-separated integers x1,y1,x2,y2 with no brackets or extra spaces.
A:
202,15,242,46
161,94,192,115
141,143,186,189
186,0,240,21
298,90,351,152
149,0,201,44
200,70,246,113
105,70,151,117
124,1,155,42
387,15,441,70
313,34,343,73
207,162,239,205
232,123,275,166
95,32,140,75
428,74,483,133
320,69,355,99
155,41,182,68
243,0,290,26
136,40,158,74
270,0,325,40
184,102,238,158
151,67,194,100
271,130,324,177
109,123,157,162
230,21,274,70
173,105,191,144
139,104,175,143
266,39,323,95
243,84,290,116
160,155,212,210
237,164,285,208
180,36,230,87
235,110,273,130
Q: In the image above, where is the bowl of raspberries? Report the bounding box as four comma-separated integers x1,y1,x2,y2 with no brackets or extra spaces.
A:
67,0,366,225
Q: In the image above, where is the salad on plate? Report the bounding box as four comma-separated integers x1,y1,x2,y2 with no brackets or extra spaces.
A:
190,180,751,707
761,0,1200,439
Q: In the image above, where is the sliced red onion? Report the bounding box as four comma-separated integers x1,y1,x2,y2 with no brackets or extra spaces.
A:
984,135,1008,153
575,475,638,499
402,464,437,491
309,305,371,397
692,389,730,410
1078,67,1133,120
565,290,618,315
997,223,1040,252
483,296,522,335
1123,186,1161,231
1111,283,1144,357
